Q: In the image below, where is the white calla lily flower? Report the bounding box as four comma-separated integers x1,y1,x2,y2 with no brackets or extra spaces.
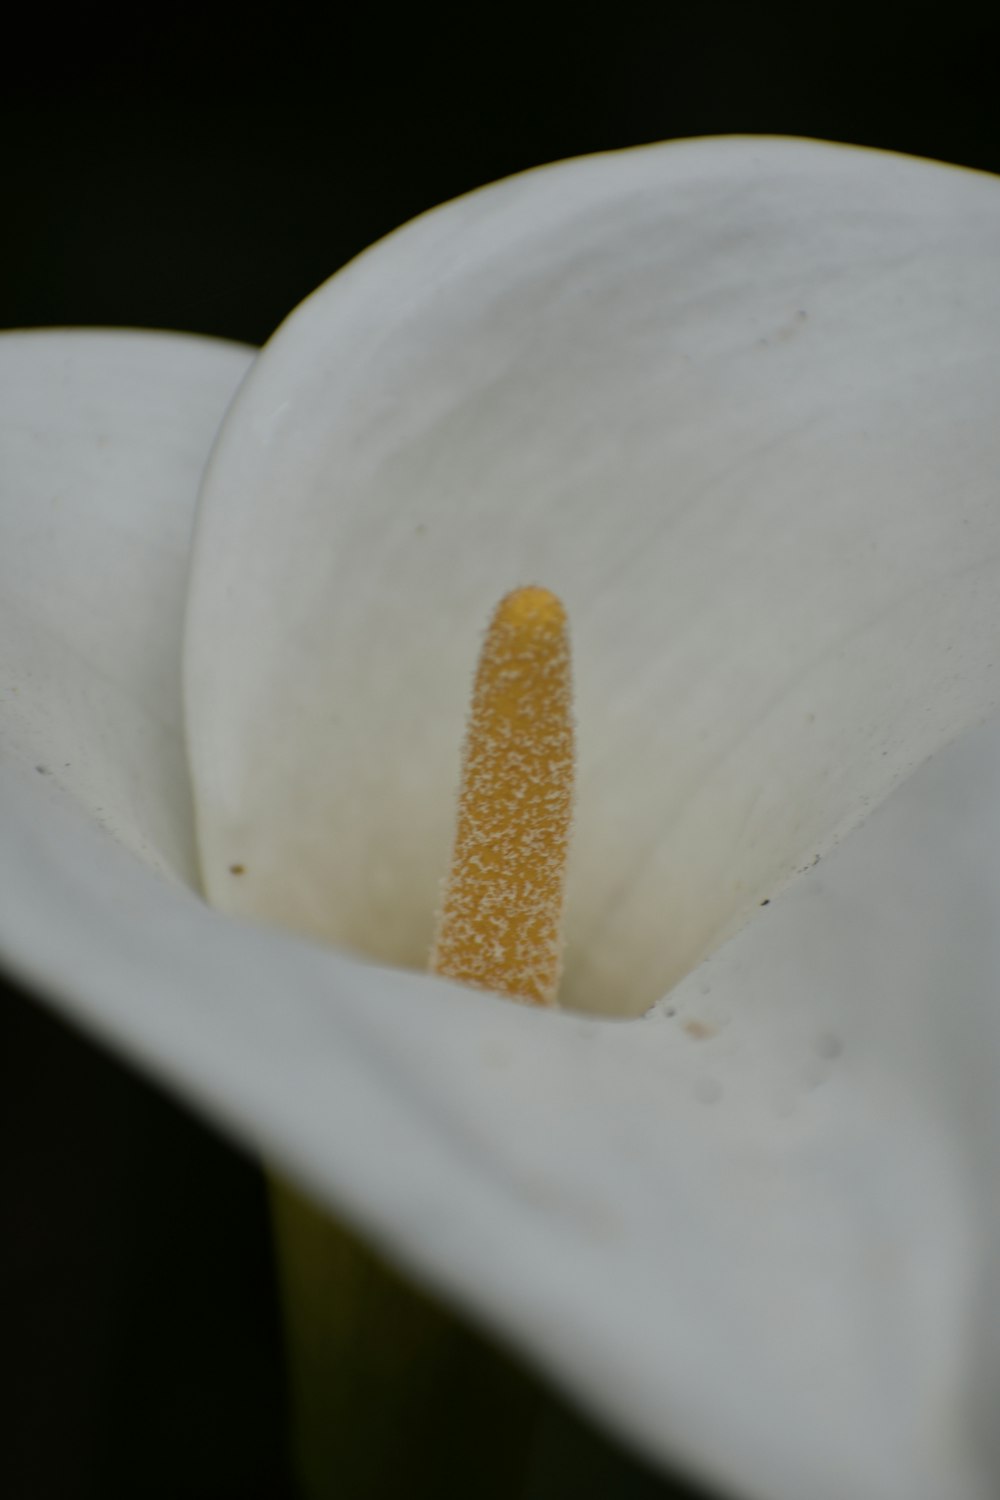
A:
3,136,1000,1500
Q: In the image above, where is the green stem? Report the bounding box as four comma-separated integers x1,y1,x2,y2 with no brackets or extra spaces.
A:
269,1175,543,1500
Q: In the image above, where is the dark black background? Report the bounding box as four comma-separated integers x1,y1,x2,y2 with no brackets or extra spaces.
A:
2,4,997,1497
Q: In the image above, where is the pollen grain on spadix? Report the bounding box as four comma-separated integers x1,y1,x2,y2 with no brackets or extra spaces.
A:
430,586,575,1008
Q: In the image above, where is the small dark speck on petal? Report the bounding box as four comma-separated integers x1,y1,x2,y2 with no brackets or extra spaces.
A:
229,863,246,876
760,898,770,906
35,765,49,774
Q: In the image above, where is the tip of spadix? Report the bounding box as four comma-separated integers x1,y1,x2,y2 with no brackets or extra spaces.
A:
493,585,566,631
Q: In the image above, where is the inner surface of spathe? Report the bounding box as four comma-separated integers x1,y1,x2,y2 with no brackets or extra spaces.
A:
195,616,920,1024
186,142,1000,1020
192,563,996,1022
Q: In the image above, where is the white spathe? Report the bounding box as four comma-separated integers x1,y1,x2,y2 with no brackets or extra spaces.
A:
0,328,253,880
1,136,999,1500
186,135,1000,1018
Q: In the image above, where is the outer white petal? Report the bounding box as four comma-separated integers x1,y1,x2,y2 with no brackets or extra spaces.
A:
0,329,253,883
186,136,1000,1017
3,716,999,1500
